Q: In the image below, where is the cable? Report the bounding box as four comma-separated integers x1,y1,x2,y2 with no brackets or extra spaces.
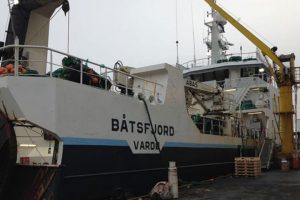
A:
139,96,161,153
67,11,70,53
216,1,275,47
2,12,10,42
23,125,47,163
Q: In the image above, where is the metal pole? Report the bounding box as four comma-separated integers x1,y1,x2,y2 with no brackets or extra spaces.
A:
50,51,53,77
105,67,107,90
203,117,205,133
295,84,298,151
80,62,83,84
14,37,19,76
168,161,178,198
125,77,128,95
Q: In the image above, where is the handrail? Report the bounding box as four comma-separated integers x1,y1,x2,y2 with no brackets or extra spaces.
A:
182,51,257,69
0,44,164,87
0,44,165,101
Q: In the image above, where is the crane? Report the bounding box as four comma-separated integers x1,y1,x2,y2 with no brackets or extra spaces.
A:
204,0,296,157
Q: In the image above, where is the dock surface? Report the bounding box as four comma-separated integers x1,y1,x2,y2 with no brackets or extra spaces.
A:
179,170,300,200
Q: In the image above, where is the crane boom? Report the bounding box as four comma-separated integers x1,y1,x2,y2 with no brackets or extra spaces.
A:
204,0,296,155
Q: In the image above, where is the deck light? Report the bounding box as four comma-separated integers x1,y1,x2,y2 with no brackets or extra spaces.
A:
259,68,265,73
224,88,236,92
247,111,263,115
19,144,37,147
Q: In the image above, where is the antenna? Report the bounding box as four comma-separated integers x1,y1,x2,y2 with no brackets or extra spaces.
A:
190,0,196,67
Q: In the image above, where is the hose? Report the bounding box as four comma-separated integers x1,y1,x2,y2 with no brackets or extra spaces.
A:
138,94,161,153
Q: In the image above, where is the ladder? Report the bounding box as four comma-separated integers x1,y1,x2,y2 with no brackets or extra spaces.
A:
259,138,274,169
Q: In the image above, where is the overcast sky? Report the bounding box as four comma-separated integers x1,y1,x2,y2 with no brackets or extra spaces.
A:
1,0,300,68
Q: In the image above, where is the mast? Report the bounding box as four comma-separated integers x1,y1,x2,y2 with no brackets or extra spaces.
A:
204,0,233,64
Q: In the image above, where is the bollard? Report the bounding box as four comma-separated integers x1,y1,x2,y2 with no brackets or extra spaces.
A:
168,161,178,198
281,158,290,172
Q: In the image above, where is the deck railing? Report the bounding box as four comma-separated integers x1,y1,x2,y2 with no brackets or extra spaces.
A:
0,44,164,100
181,51,257,69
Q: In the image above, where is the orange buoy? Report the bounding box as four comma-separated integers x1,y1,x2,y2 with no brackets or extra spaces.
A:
0,67,5,75
92,76,99,84
2,68,8,74
5,64,14,72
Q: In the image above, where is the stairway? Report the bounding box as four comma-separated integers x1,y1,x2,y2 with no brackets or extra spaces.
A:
259,138,274,169
230,87,250,112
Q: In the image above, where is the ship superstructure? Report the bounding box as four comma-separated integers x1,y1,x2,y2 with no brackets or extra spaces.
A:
183,0,280,167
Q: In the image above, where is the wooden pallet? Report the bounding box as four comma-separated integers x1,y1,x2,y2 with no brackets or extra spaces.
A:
235,157,261,177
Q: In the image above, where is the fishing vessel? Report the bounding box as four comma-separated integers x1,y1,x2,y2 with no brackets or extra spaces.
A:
0,0,281,199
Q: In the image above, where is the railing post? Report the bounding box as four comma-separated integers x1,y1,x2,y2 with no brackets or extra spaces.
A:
125,76,128,95
203,117,205,133
105,67,107,90
14,37,19,76
50,50,53,77
80,62,83,84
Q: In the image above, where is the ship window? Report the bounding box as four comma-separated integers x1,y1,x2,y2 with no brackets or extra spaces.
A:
204,118,212,134
241,67,259,77
212,120,220,135
200,69,229,82
203,72,214,81
215,69,229,81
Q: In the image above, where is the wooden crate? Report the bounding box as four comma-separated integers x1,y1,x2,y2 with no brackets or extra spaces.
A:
235,157,261,177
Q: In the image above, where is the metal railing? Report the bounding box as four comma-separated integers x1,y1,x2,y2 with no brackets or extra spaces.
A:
182,51,257,69
0,44,164,100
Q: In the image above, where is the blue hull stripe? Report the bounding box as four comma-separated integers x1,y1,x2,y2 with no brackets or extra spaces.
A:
62,137,128,146
164,142,238,149
62,137,238,149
